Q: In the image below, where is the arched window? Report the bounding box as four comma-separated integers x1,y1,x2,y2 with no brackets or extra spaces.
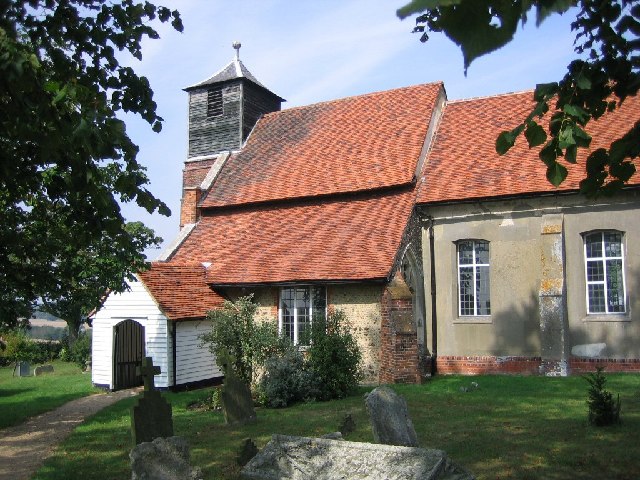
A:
457,240,491,316
584,231,626,314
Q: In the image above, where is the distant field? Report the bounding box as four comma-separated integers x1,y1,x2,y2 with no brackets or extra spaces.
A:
30,319,67,329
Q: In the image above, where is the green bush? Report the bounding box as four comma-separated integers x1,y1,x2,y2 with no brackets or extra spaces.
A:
59,330,92,369
200,295,294,385
306,309,362,401
0,330,36,366
585,367,621,426
258,351,319,408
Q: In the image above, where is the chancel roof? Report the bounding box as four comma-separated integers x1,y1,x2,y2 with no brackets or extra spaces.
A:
416,91,640,204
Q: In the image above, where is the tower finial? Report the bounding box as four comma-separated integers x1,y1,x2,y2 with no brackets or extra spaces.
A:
232,41,241,60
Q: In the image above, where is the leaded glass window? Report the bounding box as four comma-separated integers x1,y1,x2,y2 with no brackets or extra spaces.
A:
279,286,326,344
457,240,491,316
584,231,626,314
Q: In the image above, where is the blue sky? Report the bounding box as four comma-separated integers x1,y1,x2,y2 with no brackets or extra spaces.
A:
119,1,579,257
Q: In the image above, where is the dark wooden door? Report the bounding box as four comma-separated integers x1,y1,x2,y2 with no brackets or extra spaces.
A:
113,320,145,390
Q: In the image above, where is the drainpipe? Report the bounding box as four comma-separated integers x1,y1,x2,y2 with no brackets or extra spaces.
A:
427,217,438,376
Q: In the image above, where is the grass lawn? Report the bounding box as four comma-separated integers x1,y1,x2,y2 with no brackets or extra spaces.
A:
33,374,640,480
0,360,99,429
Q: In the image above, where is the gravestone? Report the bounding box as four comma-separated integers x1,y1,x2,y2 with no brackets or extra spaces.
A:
237,438,259,466
14,361,30,377
131,357,174,446
130,436,203,480
221,367,256,425
34,364,54,376
365,386,418,447
339,413,355,436
241,434,475,480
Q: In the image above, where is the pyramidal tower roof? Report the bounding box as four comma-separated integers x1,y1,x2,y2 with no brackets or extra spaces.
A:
183,42,281,98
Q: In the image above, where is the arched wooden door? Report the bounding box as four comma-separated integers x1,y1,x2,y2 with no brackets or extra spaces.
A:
113,319,145,390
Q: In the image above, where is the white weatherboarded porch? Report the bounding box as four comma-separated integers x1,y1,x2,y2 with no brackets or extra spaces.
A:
91,279,222,390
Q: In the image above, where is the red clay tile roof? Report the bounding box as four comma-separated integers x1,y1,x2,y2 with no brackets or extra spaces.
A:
417,91,640,204
138,263,225,321
170,188,416,284
200,83,444,208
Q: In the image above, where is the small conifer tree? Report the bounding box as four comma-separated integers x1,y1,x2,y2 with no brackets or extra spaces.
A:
585,367,621,426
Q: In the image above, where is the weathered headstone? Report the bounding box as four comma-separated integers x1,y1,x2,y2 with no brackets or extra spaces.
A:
237,438,259,466
339,413,355,436
34,364,54,376
221,367,256,425
130,436,203,480
131,357,174,446
241,434,475,480
14,361,30,377
365,386,418,447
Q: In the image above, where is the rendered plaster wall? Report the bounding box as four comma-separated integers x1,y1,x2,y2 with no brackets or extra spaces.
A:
422,192,640,368
423,201,543,359
563,194,640,359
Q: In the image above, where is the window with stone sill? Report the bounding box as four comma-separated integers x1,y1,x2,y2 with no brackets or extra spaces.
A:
279,286,326,345
584,230,626,314
457,240,491,317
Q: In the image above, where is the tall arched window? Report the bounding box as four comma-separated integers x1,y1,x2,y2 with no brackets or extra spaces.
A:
457,240,491,316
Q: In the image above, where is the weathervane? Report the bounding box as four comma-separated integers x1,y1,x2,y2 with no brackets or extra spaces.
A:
233,41,241,60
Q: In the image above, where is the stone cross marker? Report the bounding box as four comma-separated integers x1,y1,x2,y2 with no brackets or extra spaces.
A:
138,356,161,390
131,356,174,446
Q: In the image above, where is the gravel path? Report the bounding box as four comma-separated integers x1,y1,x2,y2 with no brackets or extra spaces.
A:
0,388,140,480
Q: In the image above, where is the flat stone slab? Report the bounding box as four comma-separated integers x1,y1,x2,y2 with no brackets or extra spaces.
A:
241,435,475,480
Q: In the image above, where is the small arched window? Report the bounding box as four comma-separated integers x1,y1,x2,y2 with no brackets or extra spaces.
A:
457,240,491,316
584,231,626,314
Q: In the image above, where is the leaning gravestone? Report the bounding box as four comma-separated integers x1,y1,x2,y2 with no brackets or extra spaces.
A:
220,367,256,425
13,361,30,377
131,357,174,446
34,364,54,376
365,386,418,447
130,436,203,480
241,434,475,480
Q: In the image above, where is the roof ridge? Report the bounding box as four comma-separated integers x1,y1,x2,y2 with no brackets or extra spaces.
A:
264,81,444,117
449,89,535,104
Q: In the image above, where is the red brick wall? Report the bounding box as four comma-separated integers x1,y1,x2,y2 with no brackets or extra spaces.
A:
436,355,640,375
569,358,640,374
179,188,201,227
379,289,421,384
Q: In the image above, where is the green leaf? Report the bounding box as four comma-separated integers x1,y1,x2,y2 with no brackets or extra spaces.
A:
535,0,575,26
558,124,576,149
540,141,560,167
496,130,516,155
397,0,462,19
534,82,559,101
546,161,568,187
524,121,547,147
562,104,589,123
565,144,577,164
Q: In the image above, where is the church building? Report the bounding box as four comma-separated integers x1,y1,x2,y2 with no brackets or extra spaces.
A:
92,45,640,390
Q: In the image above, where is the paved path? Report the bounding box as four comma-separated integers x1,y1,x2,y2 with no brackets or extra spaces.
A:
0,388,140,480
